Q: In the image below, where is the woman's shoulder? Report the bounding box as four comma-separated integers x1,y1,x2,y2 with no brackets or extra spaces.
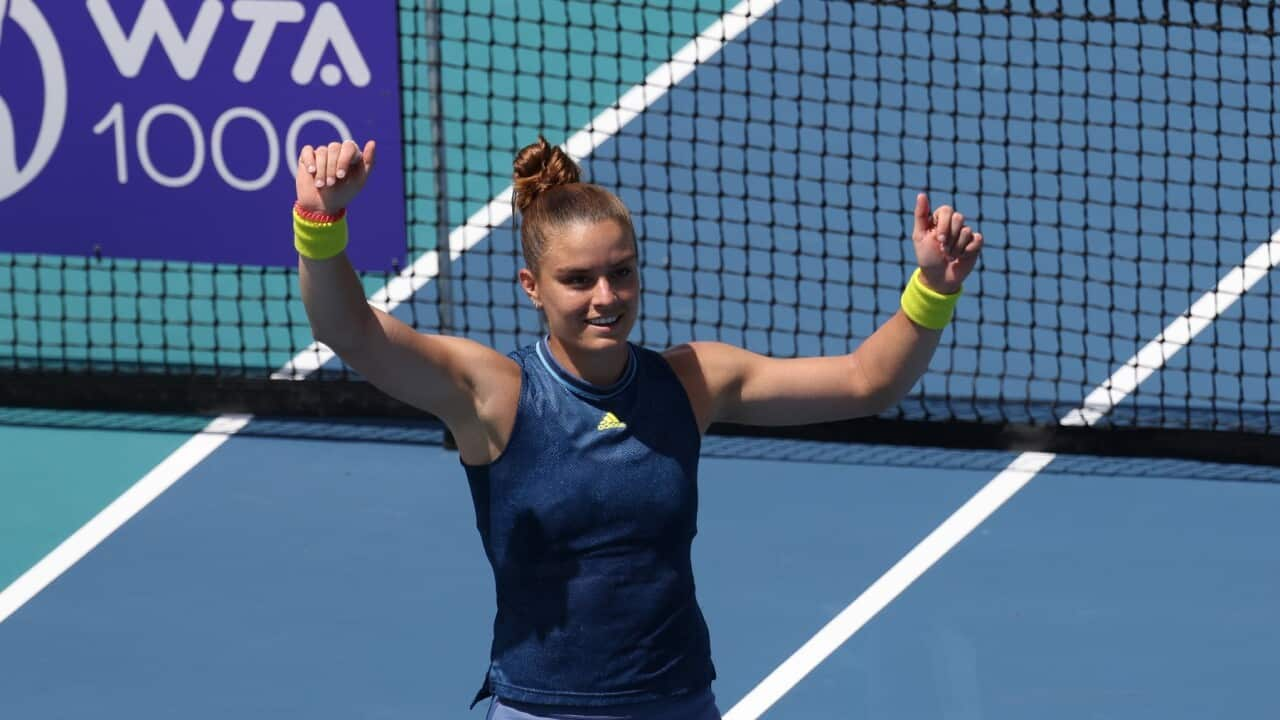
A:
635,342,685,376
504,340,545,367
656,342,743,435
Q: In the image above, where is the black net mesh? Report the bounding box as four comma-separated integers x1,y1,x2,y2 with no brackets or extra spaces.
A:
2,1,1278,465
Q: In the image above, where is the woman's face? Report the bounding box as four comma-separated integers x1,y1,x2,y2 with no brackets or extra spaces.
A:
520,219,640,354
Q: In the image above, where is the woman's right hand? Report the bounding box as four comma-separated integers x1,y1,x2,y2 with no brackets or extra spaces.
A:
295,139,377,215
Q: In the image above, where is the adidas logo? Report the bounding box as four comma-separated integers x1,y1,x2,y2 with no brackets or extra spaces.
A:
597,412,626,431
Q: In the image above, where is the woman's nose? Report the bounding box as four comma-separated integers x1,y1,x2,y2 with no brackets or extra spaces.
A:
592,277,619,305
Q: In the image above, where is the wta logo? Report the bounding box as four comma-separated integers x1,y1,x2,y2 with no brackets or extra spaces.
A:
0,0,67,202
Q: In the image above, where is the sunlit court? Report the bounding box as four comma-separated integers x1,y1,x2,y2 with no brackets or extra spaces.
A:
2,2,1278,718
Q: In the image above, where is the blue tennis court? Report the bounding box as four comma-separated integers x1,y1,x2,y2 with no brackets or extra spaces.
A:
3,1,1279,717
2,422,1278,717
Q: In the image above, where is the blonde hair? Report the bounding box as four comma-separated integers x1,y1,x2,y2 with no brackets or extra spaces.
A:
512,136,635,273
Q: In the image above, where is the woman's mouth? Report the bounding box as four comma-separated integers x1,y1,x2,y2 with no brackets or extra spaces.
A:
586,313,622,330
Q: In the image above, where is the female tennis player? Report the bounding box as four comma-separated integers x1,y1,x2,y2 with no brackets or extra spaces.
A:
293,136,982,719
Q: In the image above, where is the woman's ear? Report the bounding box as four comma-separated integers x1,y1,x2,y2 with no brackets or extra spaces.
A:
518,267,542,310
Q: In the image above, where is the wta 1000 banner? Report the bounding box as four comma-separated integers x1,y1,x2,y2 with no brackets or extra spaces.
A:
0,0,406,271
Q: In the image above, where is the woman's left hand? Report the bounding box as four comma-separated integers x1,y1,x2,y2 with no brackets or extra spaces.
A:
910,193,983,294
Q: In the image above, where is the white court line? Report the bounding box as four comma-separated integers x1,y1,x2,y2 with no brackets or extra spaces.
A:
0,416,251,625
723,232,1280,720
1061,231,1280,427
0,2,777,624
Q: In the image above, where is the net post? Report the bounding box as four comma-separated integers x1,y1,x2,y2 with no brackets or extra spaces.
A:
425,0,453,335
427,0,455,455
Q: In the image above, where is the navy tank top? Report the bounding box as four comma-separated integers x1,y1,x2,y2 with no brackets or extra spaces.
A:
463,338,714,708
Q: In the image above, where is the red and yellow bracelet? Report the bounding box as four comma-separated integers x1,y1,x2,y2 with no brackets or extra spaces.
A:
293,202,348,260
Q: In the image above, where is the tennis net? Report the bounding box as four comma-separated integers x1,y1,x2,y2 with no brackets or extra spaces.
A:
2,1,1278,465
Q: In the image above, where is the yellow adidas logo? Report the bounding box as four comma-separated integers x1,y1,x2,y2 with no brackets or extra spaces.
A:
597,412,626,431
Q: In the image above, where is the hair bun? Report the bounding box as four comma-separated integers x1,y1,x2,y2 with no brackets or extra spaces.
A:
513,136,581,213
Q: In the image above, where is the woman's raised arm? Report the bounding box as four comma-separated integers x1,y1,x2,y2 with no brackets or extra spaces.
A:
293,140,518,459
665,193,983,433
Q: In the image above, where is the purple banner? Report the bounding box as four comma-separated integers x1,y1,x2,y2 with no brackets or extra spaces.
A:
0,0,406,271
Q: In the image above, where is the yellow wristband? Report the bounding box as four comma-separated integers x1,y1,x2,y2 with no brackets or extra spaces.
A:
900,268,961,330
293,207,349,260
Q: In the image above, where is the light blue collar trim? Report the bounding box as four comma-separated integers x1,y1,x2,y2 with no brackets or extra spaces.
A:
535,337,637,400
